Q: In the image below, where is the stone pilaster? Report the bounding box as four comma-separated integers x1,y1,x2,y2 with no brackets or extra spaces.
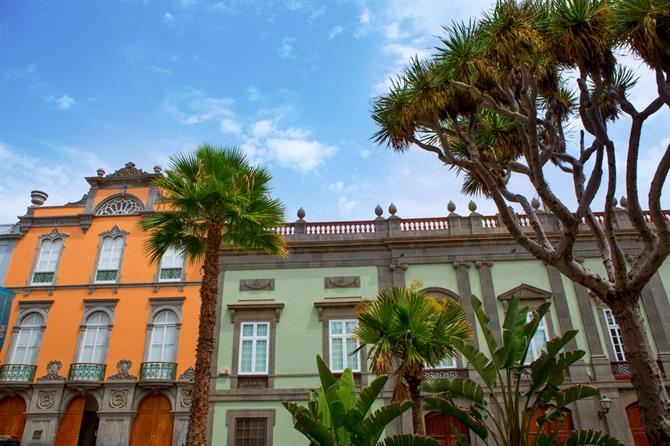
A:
389,263,408,288
474,261,501,343
452,261,478,348
640,272,670,372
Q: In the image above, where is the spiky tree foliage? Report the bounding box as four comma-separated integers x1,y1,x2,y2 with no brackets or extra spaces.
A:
140,145,286,446
282,355,439,446
371,0,670,441
422,296,625,446
354,288,472,435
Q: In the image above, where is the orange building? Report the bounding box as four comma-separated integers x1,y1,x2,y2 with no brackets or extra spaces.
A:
0,163,202,446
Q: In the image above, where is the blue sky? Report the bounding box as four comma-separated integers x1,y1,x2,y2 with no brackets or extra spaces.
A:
0,0,668,223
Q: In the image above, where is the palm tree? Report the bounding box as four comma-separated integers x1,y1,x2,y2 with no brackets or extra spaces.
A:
354,288,471,435
140,145,286,446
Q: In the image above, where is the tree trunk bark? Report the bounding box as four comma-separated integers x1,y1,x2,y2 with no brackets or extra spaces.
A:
407,376,425,435
610,297,670,444
185,223,222,446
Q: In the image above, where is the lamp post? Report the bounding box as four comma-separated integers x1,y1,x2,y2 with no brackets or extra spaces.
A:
599,395,612,418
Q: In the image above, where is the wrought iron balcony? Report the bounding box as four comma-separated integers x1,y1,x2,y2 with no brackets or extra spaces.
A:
159,267,182,281
612,360,666,379
140,362,177,381
68,363,106,382
424,368,468,382
0,364,36,383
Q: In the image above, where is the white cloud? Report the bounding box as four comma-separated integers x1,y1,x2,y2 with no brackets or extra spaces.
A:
47,94,74,110
220,118,241,134
266,137,336,171
329,181,344,193
278,37,296,59
163,88,235,125
328,25,344,40
360,148,372,159
337,196,358,214
247,86,261,101
163,12,174,24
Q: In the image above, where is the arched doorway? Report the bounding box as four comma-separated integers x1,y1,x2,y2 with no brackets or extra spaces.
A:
528,407,573,444
0,396,26,441
129,394,173,446
425,412,470,445
626,403,649,446
55,394,99,446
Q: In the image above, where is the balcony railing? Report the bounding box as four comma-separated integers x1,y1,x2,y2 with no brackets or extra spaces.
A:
0,364,36,383
68,363,106,382
140,362,177,381
424,368,468,382
612,360,666,379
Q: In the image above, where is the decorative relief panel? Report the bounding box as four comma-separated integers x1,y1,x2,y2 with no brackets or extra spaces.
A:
109,390,128,409
180,389,192,408
36,360,65,382
239,278,275,291
108,359,137,381
324,276,360,289
36,391,56,409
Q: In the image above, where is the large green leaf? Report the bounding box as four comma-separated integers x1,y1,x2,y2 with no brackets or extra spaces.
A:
422,397,488,440
470,296,499,356
377,434,440,446
421,377,485,406
563,429,626,446
317,356,348,428
337,368,356,412
499,296,529,367
554,385,599,409
355,401,413,445
452,338,497,387
282,401,334,446
347,375,389,428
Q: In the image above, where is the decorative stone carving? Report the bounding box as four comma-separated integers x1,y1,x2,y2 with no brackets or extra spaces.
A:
180,389,192,408
108,359,137,381
36,390,56,409
324,276,360,289
239,278,275,291
374,204,383,217
37,360,65,382
39,228,68,242
95,196,144,216
109,390,128,408
179,367,195,382
66,193,88,206
107,162,148,177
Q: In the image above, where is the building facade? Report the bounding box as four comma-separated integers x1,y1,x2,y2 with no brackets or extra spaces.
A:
0,163,202,446
210,205,670,446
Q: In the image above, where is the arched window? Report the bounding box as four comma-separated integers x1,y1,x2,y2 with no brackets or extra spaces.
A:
9,313,44,364
77,312,111,364
94,195,144,216
94,226,127,283
147,310,178,362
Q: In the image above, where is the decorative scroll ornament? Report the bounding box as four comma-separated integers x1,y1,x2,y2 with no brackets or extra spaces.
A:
108,359,137,381
324,276,360,289
107,162,148,177
239,279,275,291
179,367,195,382
109,390,128,409
180,389,192,408
36,360,65,382
37,391,56,409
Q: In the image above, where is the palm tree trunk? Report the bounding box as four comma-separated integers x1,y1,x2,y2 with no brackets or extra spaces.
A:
407,376,425,435
185,223,222,446
610,297,670,444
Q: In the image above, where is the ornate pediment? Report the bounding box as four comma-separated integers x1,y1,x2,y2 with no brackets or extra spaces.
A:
497,283,552,303
107,162,148,177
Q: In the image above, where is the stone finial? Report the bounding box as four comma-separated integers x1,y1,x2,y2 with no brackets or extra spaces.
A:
531,197,540,210
447,200,456,214
613,197,619,207
153,165,162,174
297,207,306,220
468,200,477,213
374,204,383,217
30,190,48,206
620,196,628,208
97,168,105,177
388,203,397,216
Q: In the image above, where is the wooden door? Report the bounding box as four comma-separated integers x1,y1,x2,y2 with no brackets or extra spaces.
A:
0,396,26,441
528,407,573,444
55,396,85,446
425,412,470,445
626,403,649,446
129,395,173,446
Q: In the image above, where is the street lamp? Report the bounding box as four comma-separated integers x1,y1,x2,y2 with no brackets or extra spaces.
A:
599,395,612,418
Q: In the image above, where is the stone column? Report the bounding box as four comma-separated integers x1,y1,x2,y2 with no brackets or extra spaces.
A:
22,384,64,446
389,263,408,288
474,261,501,343
452,261,478,348
545,266,588,381
577,283,616,381
640,272,670,372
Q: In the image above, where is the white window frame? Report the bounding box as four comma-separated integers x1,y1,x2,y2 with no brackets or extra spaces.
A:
158,247,184,282
431,356,457,370
526,314,549,364
146,310,179,363
238,321,270,375
9,313,44,365
31,238,64,285
95,236,124,283
77,311,111,364
328,319,360,372
603,308,626,361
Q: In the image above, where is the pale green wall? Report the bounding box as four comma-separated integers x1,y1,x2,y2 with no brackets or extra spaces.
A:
659,259,670,294
217,266,378,390
405,264,458,292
